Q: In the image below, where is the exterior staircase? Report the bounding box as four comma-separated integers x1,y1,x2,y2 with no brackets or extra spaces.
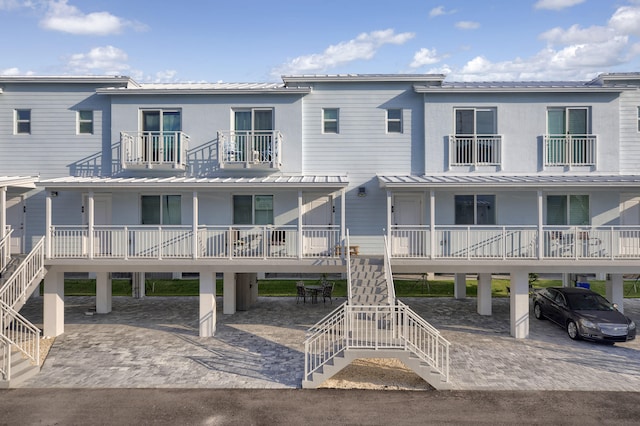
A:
303,237,452,390
0,237,46,388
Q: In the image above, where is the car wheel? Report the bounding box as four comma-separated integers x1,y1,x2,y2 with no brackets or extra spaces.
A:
533,303,544,320
567,320,580,340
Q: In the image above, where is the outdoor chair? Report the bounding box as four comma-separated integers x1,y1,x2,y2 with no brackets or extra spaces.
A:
296,281,310,304
322,281,335,304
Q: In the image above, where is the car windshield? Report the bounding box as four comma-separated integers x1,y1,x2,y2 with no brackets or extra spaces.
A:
565,293,613,311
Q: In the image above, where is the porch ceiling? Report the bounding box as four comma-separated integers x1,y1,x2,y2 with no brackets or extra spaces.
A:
38,175,349,191
378,174,640,190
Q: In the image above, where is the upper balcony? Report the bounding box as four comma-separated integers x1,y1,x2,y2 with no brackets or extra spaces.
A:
121,131,190,171
218,130,282,170
544,134,597,168
449,135,502,168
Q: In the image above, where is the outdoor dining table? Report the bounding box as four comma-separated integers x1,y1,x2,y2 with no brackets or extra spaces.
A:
305,285,323,303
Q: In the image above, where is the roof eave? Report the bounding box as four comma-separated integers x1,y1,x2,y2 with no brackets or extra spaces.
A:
413,86,631,94
96,87,311,95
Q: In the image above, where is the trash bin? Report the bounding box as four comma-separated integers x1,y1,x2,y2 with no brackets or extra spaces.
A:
576,282,590,289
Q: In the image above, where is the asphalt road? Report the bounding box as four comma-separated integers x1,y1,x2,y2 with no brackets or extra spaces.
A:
1,389,639,425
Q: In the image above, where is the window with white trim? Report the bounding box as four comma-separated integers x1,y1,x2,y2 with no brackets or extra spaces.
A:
78,110,93,134
454,195,496,225
233,195,273,225
141,195,181,225
546,195,589,225
322,108,339,134
387,109,402,133
15,109,31,134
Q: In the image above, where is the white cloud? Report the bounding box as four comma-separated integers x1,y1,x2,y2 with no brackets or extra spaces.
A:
0,0,33,10
540,24,616,45
455,21,480,30
40,0,147,36
66,45,130,74
534,0,585,10
410,48,445,68
272,29,415,77
1,67,24,75
609,6,640,37
429,6,456,18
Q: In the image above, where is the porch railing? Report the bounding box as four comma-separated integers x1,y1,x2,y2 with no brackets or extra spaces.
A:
449,134,502,167
48,225,341,260
0,229,12,273
121,131,190,170
389,225,640,260
544,134,597,166
218,130,282,168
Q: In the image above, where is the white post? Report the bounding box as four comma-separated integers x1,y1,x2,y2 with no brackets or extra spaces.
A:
430,190,436,259
606,274,625,313
537,190,543,259
0,186,6,239
223,271,236,315
297,191,303,259
477,273,492,315
454,273,466,299
199,270,216,337
192,191,198,259
386,191,392,242
44,270,65,337
95,271,112,314
509,270,529,339
45,192,52,258
87,191,94,259
340,188,346,244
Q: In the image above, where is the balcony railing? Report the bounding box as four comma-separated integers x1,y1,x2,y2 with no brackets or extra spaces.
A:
544,134,596,167
218,130,282,169
48,224,340,260
449,134,502,167
121,131,190,170
389,225,640,260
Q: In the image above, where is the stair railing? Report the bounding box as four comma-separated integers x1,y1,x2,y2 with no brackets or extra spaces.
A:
0,237,45,310
383,234,396,305
0,300,40,369
0,229,12,273
304,302,347,382
0,335,9,381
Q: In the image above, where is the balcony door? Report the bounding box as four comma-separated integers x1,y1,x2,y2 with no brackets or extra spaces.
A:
142,110,181,162
393,194,423,256
453,108,497,165
547,107,588,164
234,109,273,162
303,194,333,256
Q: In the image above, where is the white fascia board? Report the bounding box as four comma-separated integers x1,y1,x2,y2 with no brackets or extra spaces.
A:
413,85,630,94
96,87,311,96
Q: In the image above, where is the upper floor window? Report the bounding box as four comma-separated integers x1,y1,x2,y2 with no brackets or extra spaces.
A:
233,195,273,225
323,108,339,134
141,109,182,162
387,109,402,133
233,108,273,162
15,109,31,134
455,194,496,225
546,195,589,225
451,108,500,166
78,110,93,134
141,195,181,225
545,107,594,166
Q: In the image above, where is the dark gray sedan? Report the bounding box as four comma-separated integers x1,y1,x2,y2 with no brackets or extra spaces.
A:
532,287,636,343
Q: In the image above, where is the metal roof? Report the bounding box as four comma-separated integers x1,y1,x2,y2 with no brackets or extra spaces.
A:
378,174,640,188
0,176,38,188
283,74,446,84
97,82,311,95
38,175,349,190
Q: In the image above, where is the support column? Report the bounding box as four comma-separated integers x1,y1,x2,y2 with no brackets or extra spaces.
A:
87,191,94,259
562,273,572,287
44,270,64,337
477,273,492,316
454,273,466,299
0,186,6,239
223,271,236,315
606,274,625,313
249,273,258,304
509,270,529,339
199,270,216,337
95,271,112,314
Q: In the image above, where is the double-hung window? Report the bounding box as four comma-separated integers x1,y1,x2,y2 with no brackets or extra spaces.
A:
233,195,274,225
15,109,31,134
452,108,499,166
78,110,93,134
387,109,402,133
546,195,589,226
455,195,496,225
141,195,181,225
323,108,339,134
546,107,594,166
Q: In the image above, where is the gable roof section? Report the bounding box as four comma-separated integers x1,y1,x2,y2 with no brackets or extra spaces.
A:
378,174,640,189
38,175,349,190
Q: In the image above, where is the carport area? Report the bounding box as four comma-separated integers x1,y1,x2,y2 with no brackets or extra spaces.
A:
18,295,640,390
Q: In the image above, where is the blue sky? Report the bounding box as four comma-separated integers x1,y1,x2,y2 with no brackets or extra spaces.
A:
1,0,640,83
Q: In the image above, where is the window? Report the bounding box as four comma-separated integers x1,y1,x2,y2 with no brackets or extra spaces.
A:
15,109,31,134
546,195,589,225
141,109,181,162
455,195,496,225
141,195,181,225
232,108,273,162
78,110,93,134
233,195,273,225
546,107,593,166
323,108,339,133
452,108,499,166
387,109,402,133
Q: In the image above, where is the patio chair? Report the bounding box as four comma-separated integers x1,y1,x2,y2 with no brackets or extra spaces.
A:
296,281,310,304
322,281,335,304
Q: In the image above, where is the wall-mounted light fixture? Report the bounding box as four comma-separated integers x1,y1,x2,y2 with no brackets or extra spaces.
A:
50,191,58,197
358,186,367,197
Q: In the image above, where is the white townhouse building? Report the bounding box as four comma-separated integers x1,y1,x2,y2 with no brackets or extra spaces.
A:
2,72,640,387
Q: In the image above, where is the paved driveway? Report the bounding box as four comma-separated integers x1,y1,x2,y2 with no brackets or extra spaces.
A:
18,295,640,390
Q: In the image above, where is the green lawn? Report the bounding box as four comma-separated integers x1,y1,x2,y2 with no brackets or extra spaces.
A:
58,277,640,298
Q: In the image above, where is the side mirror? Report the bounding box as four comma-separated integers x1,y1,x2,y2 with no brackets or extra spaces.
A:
613,303,619,311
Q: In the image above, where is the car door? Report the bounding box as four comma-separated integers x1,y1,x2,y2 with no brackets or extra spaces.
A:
543,289,563,324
